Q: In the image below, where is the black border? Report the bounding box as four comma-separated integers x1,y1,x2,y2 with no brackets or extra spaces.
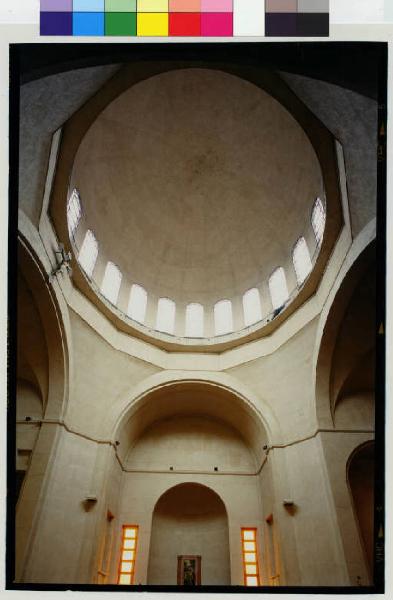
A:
7,42,387,594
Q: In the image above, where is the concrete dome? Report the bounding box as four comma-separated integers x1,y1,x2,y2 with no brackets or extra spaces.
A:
72,68,323,306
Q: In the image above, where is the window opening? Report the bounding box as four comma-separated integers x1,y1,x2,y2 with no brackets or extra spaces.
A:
293,237,312,285
269,267,289,310
67,188,82,238
214,299,233,336
243,288,262,326
185,303,204,337
311,197,326,246
118,525,138,585
101,262,122,306
78,229,98,278
241,528,260,586
156,298,176,334
127,284,147,324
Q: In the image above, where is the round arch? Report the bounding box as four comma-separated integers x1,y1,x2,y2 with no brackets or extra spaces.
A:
347,441,375,578
313,221,376,428
107,370,282,452
147,482,230,585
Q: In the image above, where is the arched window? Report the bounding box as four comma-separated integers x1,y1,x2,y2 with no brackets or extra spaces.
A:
78,229,98,278
214,299,233,336
242,288,262,327
67,188,82,238
293,237,312,285
156,298,176,334
185,303,204,337
269,267,289,310
101,262,122,306
311,197,326,246
127,284,147,324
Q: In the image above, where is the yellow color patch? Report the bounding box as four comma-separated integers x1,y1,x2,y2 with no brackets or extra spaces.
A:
137,12,168,35
137,0,168,11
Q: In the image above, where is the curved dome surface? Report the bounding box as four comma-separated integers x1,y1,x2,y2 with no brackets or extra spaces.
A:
72,68,323,306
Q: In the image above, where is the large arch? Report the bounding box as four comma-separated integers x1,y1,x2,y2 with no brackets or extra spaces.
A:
109,370,281,452
15,233,72,581
313,221,376,428
347,441,375,580
147,482,230,585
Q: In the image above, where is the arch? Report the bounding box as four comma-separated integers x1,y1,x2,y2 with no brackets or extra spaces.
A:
185,303,204,337
66,188,81,239
311,197,326,246
156,297,176,334
313,221,376,428
242,288,262,327
78,228,98,278
147,482,230,585
347,441,375,577
101,261,122,306
107,370,282,451
214,299,233,336
16,231,72,581
268,267,289,310
127,283,147,324
292,237,312,286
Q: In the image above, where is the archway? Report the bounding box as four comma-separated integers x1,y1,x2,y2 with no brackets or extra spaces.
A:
147,483,230,586
347,442,374,578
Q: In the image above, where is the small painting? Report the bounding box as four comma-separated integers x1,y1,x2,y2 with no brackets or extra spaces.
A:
177,555,201,586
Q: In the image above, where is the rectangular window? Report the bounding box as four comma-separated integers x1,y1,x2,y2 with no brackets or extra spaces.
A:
241,527,260,586
118,525,138,584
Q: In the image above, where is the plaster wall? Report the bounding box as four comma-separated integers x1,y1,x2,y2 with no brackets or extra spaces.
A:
147,483,230,585
115,471,264,586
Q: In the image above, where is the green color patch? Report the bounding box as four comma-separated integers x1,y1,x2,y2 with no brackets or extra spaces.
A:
105,11,137,35
105,0,137,11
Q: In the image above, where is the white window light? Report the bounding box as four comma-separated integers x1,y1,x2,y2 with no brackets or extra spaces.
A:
101,262,122,306
269,267,289,310
67,189,82,238
78,229,98,278
293,237,312,286
311,197,326,246
185,303,204,337
127,284,147,324
156,298,176,334
214,299,233,336
243,288,262,327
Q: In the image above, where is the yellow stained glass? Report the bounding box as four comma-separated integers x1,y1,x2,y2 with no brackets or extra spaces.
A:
119,574,131,584
124,538,136,549
243,541,256,552
124,527,137,538
243,529,255,541
245,564,257,575
122,550,135,561
246,576,258,586
244,552,256,563
121,561,133,573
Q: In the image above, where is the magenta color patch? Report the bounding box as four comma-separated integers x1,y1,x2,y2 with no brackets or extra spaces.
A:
201,0,232,12
41,0,73,10
201,11,232,35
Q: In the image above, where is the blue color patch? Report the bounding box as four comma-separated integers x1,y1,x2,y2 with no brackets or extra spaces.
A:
73,11,105,34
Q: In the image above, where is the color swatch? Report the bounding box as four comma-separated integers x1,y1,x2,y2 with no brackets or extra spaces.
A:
265,0,329,36
40,0,234,36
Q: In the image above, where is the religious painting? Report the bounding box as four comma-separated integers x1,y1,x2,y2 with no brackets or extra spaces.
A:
177,555,201,586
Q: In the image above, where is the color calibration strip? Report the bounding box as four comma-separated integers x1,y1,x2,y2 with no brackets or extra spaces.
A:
265,0,329,36
40,0,234,36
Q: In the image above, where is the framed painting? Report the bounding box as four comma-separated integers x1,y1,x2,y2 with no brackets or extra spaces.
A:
177,555,201,586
